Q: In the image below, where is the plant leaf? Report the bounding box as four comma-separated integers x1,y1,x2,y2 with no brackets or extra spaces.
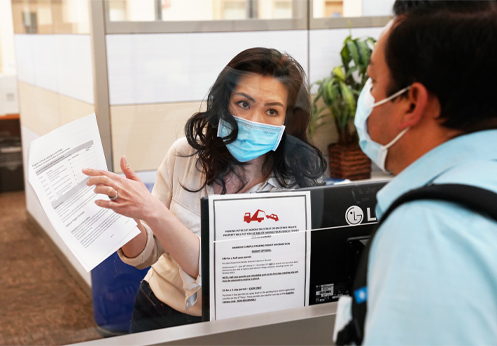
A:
339,81,356,116
345,65,358,79
330,83,340,103
356,40,370,71
322,79,333,106
309,35,376,142
346,40,360,70
332,66,345,81
340,35,352,69
367,37,377,49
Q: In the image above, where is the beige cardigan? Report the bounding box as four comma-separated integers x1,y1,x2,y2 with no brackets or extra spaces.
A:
118,137,285,315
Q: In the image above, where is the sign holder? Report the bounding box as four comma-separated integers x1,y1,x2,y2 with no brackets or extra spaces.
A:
201,180,388,321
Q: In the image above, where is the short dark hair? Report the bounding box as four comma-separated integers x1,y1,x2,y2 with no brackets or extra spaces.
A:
385,7,497,132
393,0,495,16
184,47,326,193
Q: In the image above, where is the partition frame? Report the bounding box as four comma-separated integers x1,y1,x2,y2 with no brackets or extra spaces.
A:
103,0,391,35
103,0,309,34
89,0,113,171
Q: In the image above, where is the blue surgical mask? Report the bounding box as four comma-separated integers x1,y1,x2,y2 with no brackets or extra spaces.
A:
354,79,411,173
217,116,285,162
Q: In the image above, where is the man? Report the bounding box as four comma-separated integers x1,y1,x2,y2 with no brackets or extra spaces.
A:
352,4,497,345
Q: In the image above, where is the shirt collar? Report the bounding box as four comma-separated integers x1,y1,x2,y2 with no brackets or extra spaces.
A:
376,130,497,218
252,175,283,192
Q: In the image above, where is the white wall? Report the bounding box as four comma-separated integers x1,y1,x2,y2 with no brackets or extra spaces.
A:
0,74,19,115
106,30,308,105
106,26,384,105
362,0,395,17
14,34,94,104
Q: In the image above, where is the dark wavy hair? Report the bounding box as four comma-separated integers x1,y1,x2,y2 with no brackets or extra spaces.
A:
184,47,326,194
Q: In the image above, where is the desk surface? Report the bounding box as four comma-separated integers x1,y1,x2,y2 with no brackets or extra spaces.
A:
0,114,20,120
72,302,337,346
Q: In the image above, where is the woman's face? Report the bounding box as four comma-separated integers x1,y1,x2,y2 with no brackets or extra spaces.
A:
229,73,288,126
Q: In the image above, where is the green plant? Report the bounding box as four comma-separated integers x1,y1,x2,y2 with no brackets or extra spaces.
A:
311,35,376,145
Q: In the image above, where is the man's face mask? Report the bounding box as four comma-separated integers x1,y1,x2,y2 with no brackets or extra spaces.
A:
217,115,285,162
354,78,411,173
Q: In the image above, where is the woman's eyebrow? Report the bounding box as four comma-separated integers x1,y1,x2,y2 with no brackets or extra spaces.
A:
234,92,255,103
265,102,285,108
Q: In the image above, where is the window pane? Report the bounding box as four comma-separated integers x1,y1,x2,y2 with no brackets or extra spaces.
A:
107,0,295,22
11,0,53,34
11,0,90,34
313,0,394,18
52,0,90,34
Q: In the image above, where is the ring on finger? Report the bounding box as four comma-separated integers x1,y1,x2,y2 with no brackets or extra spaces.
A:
109,190,119,201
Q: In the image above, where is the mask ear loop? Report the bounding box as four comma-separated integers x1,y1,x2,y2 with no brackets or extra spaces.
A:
373,86,411,107
375,86,412,149
384,126,410,149
373,85,411,149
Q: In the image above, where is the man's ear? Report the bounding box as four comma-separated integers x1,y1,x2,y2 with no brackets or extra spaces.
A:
399,82,429,130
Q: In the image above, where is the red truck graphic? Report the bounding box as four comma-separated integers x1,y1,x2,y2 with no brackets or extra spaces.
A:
244,209,266,223
244,210,279,223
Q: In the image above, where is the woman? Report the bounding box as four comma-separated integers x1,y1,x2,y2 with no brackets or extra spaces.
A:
83,47,326,333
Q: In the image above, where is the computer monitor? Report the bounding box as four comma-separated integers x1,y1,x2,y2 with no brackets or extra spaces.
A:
299,181,387,305
200,180,388,319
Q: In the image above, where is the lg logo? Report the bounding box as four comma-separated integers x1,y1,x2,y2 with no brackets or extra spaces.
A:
345,206,363,225
345,206,377,226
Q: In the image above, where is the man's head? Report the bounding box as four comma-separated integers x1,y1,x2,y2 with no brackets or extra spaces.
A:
366,6,497,174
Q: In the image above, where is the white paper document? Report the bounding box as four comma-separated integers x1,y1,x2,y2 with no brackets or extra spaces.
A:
208,191,311,320
28,114,140,271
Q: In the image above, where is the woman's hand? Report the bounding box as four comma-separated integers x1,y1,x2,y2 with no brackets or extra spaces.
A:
82,156,164,223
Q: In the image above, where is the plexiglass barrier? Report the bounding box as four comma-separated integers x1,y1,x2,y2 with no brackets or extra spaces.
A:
7,0,392,343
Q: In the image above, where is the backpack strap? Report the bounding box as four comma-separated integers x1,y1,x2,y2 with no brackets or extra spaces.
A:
336,184,497,345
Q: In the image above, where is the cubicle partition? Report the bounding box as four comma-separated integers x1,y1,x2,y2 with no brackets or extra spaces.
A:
10,0,394,343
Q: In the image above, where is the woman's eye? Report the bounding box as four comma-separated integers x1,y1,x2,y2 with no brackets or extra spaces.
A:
237,101,249,109
267,109,278,116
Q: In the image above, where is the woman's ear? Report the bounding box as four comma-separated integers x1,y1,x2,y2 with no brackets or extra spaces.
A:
399,82,430,130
